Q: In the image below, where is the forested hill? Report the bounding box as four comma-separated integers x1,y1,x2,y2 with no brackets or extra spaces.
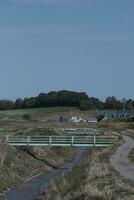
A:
0,90,133,111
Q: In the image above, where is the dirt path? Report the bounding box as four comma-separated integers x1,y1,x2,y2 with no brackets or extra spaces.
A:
110,133,134,181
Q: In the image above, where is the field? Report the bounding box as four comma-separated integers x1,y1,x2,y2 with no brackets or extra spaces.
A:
0,107,81,198
0,107,134,199
40,139,134,200
0,130,9,139
0,107,96,120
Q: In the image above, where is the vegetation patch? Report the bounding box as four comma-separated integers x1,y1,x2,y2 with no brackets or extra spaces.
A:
128,148,134,162
17,127,57,136
0,142,77,197
39,139,134,200
0,130,9,139
0,143,49,194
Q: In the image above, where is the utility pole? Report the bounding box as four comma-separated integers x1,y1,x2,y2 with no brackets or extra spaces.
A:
122,98,126,110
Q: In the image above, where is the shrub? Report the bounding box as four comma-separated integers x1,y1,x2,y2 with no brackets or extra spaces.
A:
22,114,31,121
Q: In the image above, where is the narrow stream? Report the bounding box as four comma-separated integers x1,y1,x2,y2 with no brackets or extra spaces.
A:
6,147,86,200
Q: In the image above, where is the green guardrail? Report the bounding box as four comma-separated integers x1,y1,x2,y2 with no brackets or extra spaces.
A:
58,128,101,135
5,135,118,147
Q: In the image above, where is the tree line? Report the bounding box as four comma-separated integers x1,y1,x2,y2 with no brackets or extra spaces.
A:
0,90,133,111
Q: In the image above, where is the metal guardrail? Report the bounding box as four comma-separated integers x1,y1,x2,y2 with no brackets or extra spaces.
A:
58,128,100,135
59,128,98,132
5,135,118,147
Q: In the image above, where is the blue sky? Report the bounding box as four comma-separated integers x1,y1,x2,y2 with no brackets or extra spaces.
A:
0,0,134,100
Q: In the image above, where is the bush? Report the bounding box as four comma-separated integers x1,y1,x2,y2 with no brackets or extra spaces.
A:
22,114,31,121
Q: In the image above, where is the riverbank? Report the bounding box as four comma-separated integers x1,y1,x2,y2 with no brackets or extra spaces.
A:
0,141,78,200
39,137,134,200
6,147,86,200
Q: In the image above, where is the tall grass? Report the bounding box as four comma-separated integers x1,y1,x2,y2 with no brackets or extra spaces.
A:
40,140,134,200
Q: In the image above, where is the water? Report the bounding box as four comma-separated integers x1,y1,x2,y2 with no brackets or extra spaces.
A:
6,147,86,200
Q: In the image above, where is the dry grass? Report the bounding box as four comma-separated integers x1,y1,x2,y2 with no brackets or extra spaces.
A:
0,141,77,198
40,140,134,200
0,142,50,193
0,107,134,199
128,148,134,162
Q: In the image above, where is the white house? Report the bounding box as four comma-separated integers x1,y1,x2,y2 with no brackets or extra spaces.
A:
70,116,82,123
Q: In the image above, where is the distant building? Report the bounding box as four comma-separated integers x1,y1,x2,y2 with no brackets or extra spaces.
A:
87,117,97,123
59,116,72,123
59,116,82,123
83,119,87,123
70,116,82,123
98,110,130,119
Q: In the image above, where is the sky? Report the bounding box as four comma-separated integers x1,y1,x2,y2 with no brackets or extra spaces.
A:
0,0,134,101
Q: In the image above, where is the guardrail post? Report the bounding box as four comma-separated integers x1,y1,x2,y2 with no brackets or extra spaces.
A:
49,136,52,147
116,136,118,142
71,136,74,146
95,130,97,135
5,135,9,143
94,136,96,146
27,136,30,146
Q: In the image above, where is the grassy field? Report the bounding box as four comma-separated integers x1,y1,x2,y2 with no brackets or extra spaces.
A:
0,107,134,199
0,107,97,134
0,107,98,125
0,107,76,117
0,130,11,139
0,107,81,197
0,142,77,197
0,106,133,133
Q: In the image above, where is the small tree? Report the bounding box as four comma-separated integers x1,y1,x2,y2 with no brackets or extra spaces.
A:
105,96,117,109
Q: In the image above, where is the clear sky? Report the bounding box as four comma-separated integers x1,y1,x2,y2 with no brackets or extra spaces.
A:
0,0,134,100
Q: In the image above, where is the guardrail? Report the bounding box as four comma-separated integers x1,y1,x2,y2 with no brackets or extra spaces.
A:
5,135,118,147
58,128,100,135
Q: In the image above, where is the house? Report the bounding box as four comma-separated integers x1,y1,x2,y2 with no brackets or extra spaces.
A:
59,116,82,123
59,116,72,123
87,117,98,123
70,116,82,123
98,110,130,120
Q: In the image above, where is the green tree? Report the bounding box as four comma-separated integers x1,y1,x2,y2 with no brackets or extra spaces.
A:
126,99,133,110
0,99,14,110
89,97,104,109
79,99,90,110
15,98,23,109
105,96,117,109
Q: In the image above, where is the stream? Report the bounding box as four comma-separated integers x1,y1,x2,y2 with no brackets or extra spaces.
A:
6,147,86,200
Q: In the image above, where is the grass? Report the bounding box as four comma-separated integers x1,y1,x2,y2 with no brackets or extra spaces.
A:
0,106,133,135
0,107,77,118
0,143,50,193
0,124,78,197
0,130,10,139
50,147,78,162
39,138,134,200
128,148,134,162
123,129,134,139
0,143,77,196
16,127,58,136
0,107,134,199
0,107,102,139
0,107,98,124
0,107,101,196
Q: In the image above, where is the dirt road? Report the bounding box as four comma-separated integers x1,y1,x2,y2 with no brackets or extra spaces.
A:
110,134,134,181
